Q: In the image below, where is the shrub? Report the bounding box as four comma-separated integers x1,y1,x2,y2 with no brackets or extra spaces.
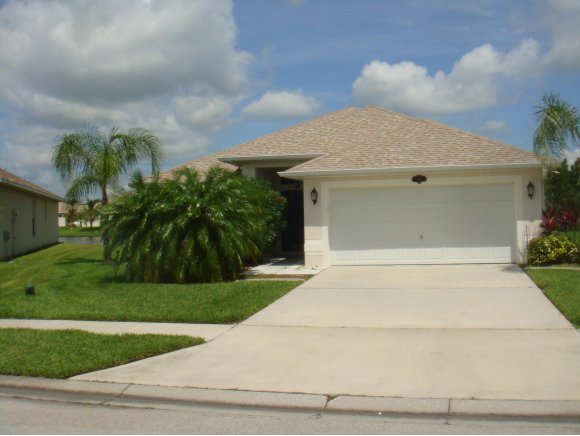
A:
528,234,580,265
102,167,286,283
541,207,579,235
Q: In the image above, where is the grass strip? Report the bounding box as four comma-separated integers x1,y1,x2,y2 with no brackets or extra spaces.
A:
526,268,580,327
58,227,102,237
0,328,202,378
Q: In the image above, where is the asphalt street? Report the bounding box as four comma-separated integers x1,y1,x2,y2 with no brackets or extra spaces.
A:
1,396,579,435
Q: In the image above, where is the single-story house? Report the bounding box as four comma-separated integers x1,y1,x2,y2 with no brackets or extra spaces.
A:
58,202,101,228
161,106,543,268
0,168,63,260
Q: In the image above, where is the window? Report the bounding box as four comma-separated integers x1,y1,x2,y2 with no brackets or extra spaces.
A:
44,201,48,223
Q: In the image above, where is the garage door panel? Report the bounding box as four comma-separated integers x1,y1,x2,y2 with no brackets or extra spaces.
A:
329,184,515,265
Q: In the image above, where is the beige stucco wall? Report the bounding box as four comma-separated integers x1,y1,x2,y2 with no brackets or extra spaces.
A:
0,186,59,260
302,168,543,268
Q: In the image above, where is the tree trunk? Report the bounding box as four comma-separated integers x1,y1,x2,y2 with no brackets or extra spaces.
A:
101,185,111,262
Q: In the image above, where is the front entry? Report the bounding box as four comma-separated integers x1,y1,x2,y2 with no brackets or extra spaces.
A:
281,189,304,253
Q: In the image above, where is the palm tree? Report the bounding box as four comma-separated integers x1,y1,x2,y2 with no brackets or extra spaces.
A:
52,125,163,204
79,199,101,228
533,93,580,161
102,167,285,283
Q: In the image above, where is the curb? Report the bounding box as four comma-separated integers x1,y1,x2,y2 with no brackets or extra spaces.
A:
1,375,579,419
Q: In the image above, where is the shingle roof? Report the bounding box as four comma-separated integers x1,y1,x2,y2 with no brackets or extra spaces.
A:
0,168,63,201
159,106,541,178
158,150,237,181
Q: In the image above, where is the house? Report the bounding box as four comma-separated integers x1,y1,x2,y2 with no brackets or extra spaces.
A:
58,202,101,228
160,106,543,268
0,168,63,260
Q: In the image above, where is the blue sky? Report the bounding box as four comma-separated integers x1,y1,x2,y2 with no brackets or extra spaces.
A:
0,0,578,195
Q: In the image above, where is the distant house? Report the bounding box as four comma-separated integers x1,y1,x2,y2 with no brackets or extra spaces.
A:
0,168,63,260
58,202,101,228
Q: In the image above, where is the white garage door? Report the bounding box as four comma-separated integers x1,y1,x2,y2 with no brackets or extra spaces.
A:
329,184,515,264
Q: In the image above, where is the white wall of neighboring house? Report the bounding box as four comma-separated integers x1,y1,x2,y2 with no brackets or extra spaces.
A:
302,168,543,268
0,186,59,260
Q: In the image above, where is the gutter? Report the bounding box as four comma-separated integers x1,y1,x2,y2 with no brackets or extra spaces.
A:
278,162,544,179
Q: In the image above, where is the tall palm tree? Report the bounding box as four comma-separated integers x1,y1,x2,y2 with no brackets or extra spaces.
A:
52,125,163,204
533,93,580,161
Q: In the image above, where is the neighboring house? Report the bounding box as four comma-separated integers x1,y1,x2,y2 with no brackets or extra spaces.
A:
58,202,101,228
57,202,69,227
0,168,63,260
161,106,543,268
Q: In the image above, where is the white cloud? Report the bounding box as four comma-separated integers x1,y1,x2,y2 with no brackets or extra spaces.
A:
352,39,541,115
0,0,252,194
242,91,322,120
480,120,509,134
542,0,580,71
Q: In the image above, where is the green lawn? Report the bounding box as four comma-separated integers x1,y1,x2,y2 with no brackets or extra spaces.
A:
58,227,101,237
0,244,300,323
0,328,202,378
526,268,580,327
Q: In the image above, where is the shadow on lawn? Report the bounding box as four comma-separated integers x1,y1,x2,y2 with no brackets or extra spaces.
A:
55,258,105,265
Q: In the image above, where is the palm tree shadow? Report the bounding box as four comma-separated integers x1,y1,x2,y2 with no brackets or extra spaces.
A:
56,258,104,265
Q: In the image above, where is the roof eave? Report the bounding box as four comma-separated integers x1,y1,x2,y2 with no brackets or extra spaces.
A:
0,179,64,202
278,162,544,179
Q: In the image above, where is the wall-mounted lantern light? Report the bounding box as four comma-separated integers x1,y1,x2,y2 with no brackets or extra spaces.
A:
310,187,318,205
411,175,427,184
527,181,535,199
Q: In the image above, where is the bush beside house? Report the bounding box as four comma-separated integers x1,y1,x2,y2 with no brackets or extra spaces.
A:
528,234,580,265
102,167,285,283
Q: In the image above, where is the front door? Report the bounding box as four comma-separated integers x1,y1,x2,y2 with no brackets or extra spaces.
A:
281,190,304,253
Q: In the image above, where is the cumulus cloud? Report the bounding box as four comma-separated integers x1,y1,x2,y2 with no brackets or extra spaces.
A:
242,91,322,120
542,0,580,71
0,0,251,193
352,39,541,115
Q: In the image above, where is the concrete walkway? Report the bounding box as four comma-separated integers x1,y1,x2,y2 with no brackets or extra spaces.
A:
73,265,580,402
0,319,233,341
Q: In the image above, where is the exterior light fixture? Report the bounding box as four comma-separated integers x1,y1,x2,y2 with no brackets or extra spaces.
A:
24,284,35,296
310,187,318,205
411,175,427,184
527,181,535,199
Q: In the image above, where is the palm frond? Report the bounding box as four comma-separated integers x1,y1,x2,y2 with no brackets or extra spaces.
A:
534,92,580,161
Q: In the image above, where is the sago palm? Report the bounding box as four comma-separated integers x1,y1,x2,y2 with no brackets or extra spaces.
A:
52,125,163,204
102,167,285,283
533,93,579,161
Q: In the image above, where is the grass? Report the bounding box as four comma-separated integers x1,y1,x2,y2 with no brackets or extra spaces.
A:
0,244,300,323
526,268,580,328
0,328,202,378
58,227,101,237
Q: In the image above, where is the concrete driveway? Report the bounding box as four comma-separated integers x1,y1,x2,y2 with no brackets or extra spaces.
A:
75,265,580,401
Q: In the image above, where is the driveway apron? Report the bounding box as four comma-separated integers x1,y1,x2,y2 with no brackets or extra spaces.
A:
73,265,580,401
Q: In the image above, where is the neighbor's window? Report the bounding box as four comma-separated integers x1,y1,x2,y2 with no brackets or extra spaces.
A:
44,201,48,223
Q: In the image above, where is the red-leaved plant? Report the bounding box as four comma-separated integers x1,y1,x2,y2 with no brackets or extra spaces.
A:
541,207,579,235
